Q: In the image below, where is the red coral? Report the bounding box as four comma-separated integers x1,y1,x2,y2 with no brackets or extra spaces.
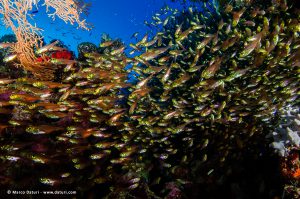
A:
35,56,50,63
51,51,73,60
35,51,73,63
281,150,300,180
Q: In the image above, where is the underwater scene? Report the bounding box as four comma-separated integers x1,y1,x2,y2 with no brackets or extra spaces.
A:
0,0,299,198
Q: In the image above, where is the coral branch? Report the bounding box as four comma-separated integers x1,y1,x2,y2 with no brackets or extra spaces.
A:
0,0,89,79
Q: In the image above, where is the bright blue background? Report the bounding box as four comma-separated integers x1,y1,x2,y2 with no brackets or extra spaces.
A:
0,0,182,56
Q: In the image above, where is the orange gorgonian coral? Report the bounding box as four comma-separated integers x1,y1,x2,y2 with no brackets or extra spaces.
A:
0,0,89,79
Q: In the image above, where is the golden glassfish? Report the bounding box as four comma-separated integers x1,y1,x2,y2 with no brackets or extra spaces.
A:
3,54,17,62
50,58,77,65
232,8,246,27
10,93,40,102
201,56,223,79
110,46,125,55
136,34,148,46
136,74,154,88
196,34,214,50
0,42,14,49
240,32,263,57
108,111,126,125
25,125,63,134
100,40,114,47
0,79,15,84
130,87,152,99
36,40,59,54
176,27,194,43
139,47,169,61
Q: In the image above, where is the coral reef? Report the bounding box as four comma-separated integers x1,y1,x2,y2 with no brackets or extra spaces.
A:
0,0,299,198
269,106,300,157
0,0,89,79
77,42,98,61
268,106,300,198
0,35,26,78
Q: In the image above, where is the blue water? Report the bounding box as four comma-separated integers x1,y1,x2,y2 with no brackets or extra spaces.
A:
0,0,182,55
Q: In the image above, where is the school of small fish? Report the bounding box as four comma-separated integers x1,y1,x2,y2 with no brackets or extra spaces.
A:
0,0,299,197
